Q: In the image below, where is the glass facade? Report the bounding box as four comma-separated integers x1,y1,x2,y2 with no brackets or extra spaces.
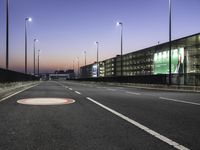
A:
80,33,200,85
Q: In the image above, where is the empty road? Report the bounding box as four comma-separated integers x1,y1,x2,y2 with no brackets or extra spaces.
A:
0,81,199,150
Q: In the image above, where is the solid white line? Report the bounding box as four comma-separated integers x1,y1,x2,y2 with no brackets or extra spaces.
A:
69,88,73,90
126,91,141,95
86,97,189,150
0,84,39,102
159,97,200,106
75,91,81,95
107,88,117,91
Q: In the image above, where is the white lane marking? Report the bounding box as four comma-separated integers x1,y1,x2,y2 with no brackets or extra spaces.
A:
56,82,69,89
102,87,107,88
75,91,81,95
86,97,189,150
97,87,104,89
107,88,117,91
116,87,124,90
126,91,141,95
69,88,73,91
159,97,200,106
0,84,39,102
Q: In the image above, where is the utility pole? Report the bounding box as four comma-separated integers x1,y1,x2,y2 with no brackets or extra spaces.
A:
38,50,40,76
169,0,172,85
6,0,9,69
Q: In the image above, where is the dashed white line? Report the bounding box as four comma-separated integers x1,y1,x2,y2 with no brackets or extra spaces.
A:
126,91,141,95
86,97,189,150
75,91,81,95
159,97,200,106
69,88,73,91
0,84,39,102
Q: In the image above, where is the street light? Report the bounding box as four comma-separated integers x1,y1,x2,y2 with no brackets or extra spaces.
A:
33,39,38,75
95,41,99,77
169,0,172,85
37,49,40,76
25,17,32,74
73,60,75,70
117,22,123,76
77,57,79,77
6,0,9,69
84,51,86,66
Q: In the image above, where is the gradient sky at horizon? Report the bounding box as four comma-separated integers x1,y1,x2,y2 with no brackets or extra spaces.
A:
0,0,200,73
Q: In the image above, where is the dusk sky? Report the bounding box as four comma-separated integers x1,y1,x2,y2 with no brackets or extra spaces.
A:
0,0,199,73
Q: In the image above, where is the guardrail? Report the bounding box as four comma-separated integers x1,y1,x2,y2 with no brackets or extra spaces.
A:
78,75,167,84
78,74,200,86
0,68,39,83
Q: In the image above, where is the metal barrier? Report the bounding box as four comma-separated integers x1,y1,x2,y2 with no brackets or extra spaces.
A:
78,75,167,84
0,68,39,83
78,74,200,86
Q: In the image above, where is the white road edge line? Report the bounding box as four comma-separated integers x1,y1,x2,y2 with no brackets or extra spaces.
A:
107,88,117,91
86,97,189,150
75,91,81,95
159,97,200,106
0,84,39,102
126,91,141,95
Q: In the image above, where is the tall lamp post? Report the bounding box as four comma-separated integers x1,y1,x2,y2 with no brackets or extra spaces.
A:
169,0,172,85
117,22,123,77
33,39,38,75
73,60,75,70
25,17,32,74
84,51,86,66
37,50,40,76
77,57,79,77
95,41,99,77
6,0,9,69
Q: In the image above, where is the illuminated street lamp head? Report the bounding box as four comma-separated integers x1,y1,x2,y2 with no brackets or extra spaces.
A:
34,39,38,42
26,17,32,22
116,22,123,26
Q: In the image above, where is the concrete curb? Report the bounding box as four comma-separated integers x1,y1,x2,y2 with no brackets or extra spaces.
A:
76,81,200,93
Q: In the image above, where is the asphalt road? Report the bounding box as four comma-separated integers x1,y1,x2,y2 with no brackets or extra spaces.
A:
0,81,199,150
